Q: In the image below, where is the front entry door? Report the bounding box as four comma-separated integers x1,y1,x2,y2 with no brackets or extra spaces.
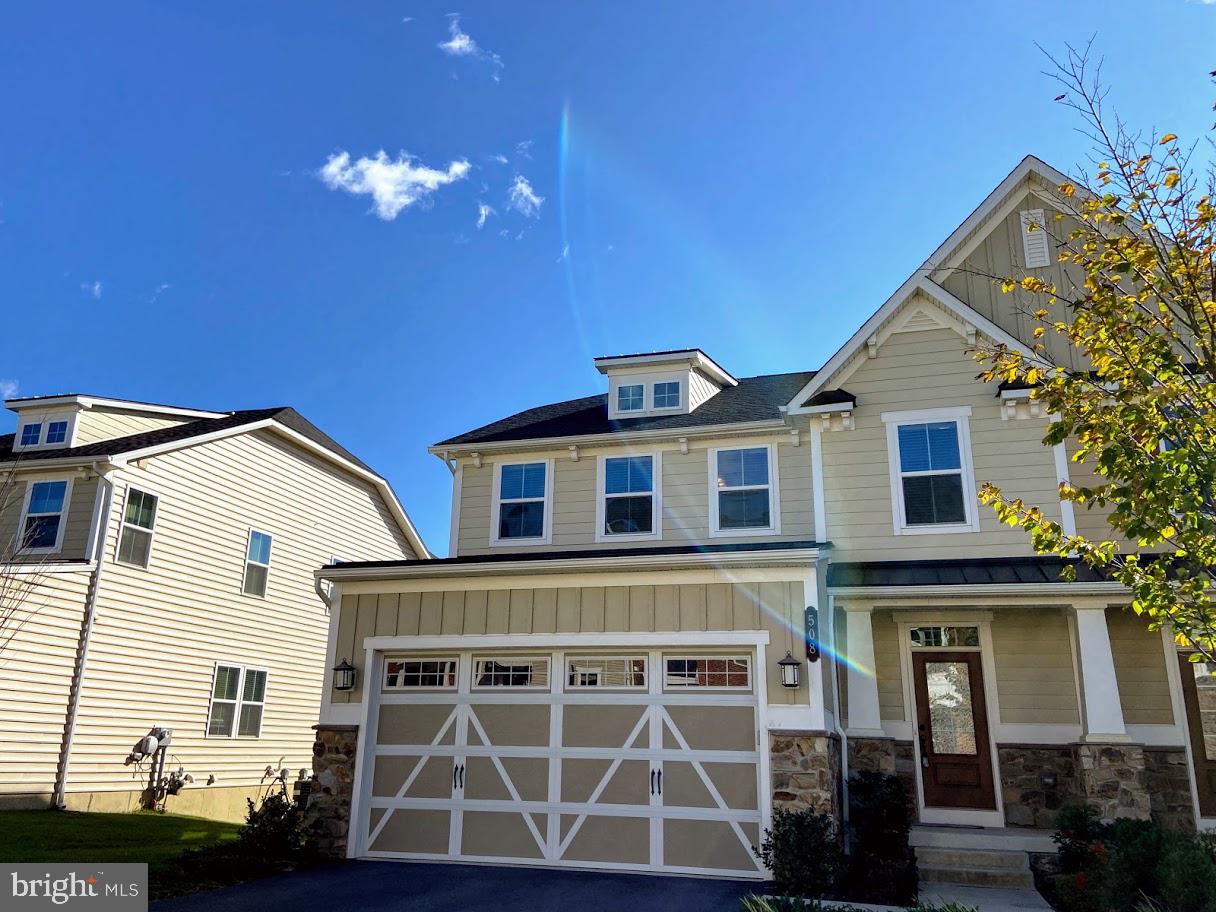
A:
912,651,996,810
1178,653,1216,817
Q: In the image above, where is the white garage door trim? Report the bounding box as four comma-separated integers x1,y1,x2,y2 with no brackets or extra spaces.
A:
349,631,772,878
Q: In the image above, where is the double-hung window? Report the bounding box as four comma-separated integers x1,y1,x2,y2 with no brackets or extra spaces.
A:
617,384,644,412
45,421,68,445
493,461,551,544
883,408,978,534
19,480,70,552
207,663,267,738
19,423,42,447
116,487,158,568
710,445,778,535
243,530,273,596
599,454,658,540
653,381,680,409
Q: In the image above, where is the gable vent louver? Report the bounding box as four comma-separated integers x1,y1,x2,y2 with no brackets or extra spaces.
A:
1019,209,1051,269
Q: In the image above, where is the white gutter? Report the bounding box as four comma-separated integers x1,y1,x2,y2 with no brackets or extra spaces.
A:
53,468,115,808
318,546,821,582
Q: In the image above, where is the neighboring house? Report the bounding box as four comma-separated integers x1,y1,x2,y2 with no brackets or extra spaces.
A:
310,155,1210,879
0,394,425,821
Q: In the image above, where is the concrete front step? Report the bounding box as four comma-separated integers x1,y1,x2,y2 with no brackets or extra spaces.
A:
915,846,1031,871
919,864,1036,890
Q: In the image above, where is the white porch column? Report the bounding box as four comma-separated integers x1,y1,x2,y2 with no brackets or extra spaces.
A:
1072,600,1129,742
844,603,885,737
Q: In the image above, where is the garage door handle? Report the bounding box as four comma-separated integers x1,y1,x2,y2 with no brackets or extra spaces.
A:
453,764,458,790
657,769,662,795
650,769,656,795
458,764,465,789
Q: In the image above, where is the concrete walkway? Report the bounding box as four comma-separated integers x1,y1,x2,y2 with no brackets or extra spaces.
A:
918,883,1053,911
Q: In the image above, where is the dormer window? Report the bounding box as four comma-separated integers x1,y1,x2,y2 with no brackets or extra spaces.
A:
653,381,680,409
45,421,68,445
617,385,644,412
19,423,41,446
12,412,77,450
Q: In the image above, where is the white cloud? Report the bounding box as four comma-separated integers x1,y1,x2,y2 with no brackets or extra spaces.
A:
476,202,496,229
556,244,569,263
320,150,470,220
148,283,171,304
515,139,533,159
489,153,508,165
507,175,544,217
437,16,503,76
401,16,414,22
0,379,17,400
81,280,103,299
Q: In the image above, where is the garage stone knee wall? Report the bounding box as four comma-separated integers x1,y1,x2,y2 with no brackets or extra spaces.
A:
307,724,359,857
771,731,840,818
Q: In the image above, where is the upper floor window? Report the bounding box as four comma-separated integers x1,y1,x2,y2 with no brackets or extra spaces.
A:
116,487,159,568
883,407,978,535
19,480,70,552
492,460,551,544
19,423,42,447
599,454,658,540
243,529,273,596
709,445,778,535
617,384,644,412
653,381,680,409
207,663,267,738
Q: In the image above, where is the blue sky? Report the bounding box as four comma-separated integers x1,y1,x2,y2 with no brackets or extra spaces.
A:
1,2,1213,554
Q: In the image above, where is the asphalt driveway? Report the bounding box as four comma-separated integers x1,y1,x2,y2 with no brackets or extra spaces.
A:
152,860,760,912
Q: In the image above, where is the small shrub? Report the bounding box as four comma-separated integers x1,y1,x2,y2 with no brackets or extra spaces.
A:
238,789,306,861
753,808,842,898
843,770,917,907
913,903,981,912
1158,830,1216,912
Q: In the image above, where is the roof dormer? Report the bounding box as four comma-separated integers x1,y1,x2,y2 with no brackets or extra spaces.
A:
6,394,226,452
594,349,738,420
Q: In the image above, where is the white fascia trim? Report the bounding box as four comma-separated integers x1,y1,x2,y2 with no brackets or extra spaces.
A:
786,400,856,417
828,582,1127,599
999,388,1035,401
0,561,97,575
318,546,821,582
113,417,430,558
363,631,771,652
593,351,738,388
427,419,787,459
7,395,227,419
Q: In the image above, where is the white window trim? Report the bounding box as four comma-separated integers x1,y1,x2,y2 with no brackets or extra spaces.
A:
489,458,554,547
707,444,781,538
651,380,682,412
12,412,80,452
616,383,645,414
595,451,663,543
471,655,551,690
881,406,979,536
663,654,752,692
205,662,268,739
242,528,273,597
16,478,73,555
383,656,460,691
114,484,160,569
565,655,648,690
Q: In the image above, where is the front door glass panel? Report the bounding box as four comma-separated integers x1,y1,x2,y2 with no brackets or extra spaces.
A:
925,661,978,755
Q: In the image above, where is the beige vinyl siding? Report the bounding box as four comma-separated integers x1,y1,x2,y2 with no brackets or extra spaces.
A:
872,609,904,721
0,474,99,562
991,607,1079,725
688,370,722,411
62,428,413,798
937,190,1087,372
331,579,808,708
0,569,92,800
73,408,192,446
820,323,1064,561
456,436,813,555
1107,606,1174,725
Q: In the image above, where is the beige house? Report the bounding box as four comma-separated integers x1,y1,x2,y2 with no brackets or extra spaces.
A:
309,155,1213,881
0,394,425,821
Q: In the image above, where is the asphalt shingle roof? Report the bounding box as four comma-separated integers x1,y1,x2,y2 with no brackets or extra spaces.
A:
435,371,817,446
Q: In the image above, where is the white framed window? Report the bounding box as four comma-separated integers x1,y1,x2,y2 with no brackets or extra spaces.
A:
490,459,553,546
910,626,980,648
206,663,267,738
617,384,644,412
384,657,458,690
882,407,979,535
567,656,646,689
596,453,661,542
115,487,159,568
473,656,550,689
13,413,77,451
45,420,69,445
242,529,273,596
653,381,681,409
19,423,42,447
17,479,72,554
708,444,779,536
664,656,751,690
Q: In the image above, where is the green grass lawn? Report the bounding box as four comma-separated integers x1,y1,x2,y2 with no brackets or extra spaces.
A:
0,810,242,899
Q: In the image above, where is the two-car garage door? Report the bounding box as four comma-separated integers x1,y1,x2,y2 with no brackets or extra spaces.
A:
356,648,766,878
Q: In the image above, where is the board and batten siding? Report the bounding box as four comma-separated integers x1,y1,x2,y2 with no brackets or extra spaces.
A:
819,322,1064,561
455,435,813,555
0,570,92,802
72,408,192,447
330,579,809,709
62,428,414,799
0,474,99,562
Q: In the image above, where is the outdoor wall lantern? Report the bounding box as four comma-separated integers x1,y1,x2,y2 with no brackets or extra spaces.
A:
333,658,357,692
778,652,801,689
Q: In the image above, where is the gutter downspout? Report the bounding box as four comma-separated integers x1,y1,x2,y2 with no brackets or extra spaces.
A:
827,591,850,836
53,466,115,808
